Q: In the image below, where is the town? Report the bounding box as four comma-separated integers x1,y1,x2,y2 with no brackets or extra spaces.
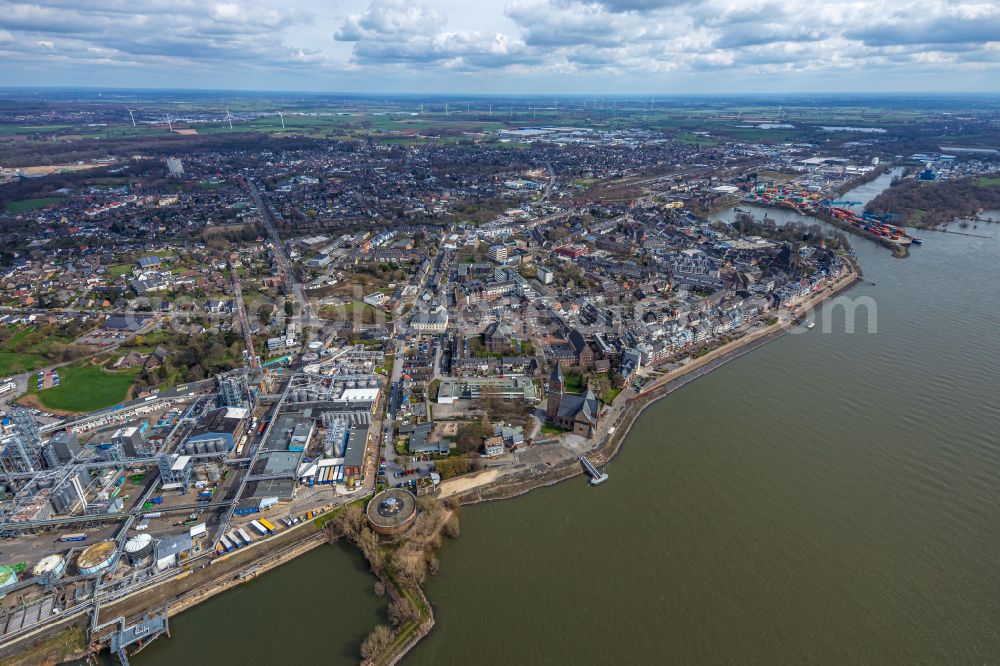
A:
0,93,998,663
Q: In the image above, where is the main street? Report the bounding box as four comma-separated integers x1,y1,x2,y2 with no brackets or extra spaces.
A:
378,249,448,488
243,179,315,332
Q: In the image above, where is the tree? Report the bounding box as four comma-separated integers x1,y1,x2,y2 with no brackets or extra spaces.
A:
478,384,500,416
443,513,460,539
357,527,384,572
388,596,418,628
360,625,394,661
329,503,366,541
391,545,428,586
455,425,482,454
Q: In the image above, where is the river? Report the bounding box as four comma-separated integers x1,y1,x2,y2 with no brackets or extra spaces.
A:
136,170,1000,664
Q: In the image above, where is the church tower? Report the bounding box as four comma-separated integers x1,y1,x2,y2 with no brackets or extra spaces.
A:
546,362,564,420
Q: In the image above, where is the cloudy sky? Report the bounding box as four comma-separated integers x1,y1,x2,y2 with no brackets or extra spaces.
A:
1,0,999,93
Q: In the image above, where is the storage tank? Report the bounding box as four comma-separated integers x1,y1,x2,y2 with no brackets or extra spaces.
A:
77,541,117,576
207,465,221,482
308,341,323,351
32,554,66,582
124,534,154,564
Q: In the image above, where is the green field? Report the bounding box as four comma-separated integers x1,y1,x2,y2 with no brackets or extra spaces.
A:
5,197,68,213
975,177,1000,187
675,133,720,146
0,125,70,136
105,264,133,277
30,364,139,413
0,351,45,375
0,327,47,374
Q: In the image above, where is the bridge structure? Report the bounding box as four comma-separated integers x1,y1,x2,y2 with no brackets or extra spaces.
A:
579,456,608,485
100,608,170,666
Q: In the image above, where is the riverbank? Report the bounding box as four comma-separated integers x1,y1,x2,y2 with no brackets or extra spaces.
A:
443,257,862,507
324,500,457,666
0,517,332,665
745,198,910,257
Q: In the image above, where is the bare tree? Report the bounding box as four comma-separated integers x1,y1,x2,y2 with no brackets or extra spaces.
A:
360,624,394,662
388,596,419,628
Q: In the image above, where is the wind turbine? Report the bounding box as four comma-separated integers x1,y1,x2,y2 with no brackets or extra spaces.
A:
126,108,137,127
465,102,470,114
277,111,285,129
224,108,234,130
488,104,493,117
419,102,424,116
164,114,173,132
445,102,449,116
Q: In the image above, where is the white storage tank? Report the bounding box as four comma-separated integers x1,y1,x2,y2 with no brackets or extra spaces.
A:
32,554,67,582
124,533,154,564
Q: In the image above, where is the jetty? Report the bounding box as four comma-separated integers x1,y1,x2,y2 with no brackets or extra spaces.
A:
580,456,608,486
99,608,170,665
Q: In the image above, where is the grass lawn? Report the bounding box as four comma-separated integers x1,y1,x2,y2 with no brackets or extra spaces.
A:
105,264,133,277
0,351,46,376
5,197,68,213
975,177,1000,187
30,363,139,413
562,373,585,394
541,423,570,436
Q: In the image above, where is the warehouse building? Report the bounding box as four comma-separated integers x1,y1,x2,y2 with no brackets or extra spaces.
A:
184,406,247,452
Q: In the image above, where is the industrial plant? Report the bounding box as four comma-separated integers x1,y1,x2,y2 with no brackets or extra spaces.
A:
0,346,384,657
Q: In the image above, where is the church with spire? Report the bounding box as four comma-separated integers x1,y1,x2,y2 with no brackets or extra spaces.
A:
545,362,599,438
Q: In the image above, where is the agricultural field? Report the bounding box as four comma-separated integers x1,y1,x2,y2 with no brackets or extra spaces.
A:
0,125,69,136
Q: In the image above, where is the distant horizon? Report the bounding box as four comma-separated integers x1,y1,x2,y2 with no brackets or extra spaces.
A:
1,86,999,99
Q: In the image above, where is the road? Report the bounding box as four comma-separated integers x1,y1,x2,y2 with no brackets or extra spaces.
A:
378,249,448,488
230,267,260,369
243,179,315,331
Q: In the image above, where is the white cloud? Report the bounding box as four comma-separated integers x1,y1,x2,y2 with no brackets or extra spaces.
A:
0,0,998,90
